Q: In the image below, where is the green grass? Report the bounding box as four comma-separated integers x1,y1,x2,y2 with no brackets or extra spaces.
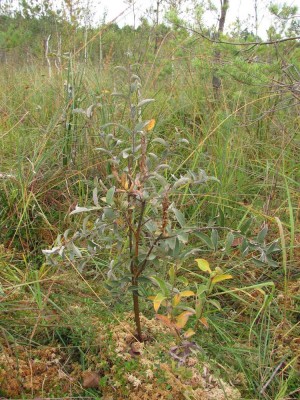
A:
0,35,299,400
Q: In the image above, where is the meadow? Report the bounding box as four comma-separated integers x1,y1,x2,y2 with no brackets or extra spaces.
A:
0,17,299,399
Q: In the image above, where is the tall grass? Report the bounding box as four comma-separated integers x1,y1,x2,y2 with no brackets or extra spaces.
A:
0,36,299,398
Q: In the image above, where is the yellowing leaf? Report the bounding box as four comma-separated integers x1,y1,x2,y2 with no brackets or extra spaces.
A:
199,317,209,329
146,119,155,131
180,290,195,297
215,266,223,274
121,173,129,190
169,265,176,285
156,314,174,329
195,259,211,273
183,328,196,338
211,274,233,284
172,293,181,307
153,292,166,312
175,311,194,329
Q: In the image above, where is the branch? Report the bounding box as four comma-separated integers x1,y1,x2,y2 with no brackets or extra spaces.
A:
176,23,300,46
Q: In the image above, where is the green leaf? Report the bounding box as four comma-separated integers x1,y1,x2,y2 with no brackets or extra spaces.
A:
137,276,152,284
208,299,222,310
195,259,211,273
151,276,169,296
177,276,189,286
196,284,207,297
106,186,115,205
218,207,225,226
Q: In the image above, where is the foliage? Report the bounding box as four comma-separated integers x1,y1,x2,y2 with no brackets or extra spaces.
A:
43,66,220,340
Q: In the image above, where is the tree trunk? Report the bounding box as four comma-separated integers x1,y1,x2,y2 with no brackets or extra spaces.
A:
212,0,229,99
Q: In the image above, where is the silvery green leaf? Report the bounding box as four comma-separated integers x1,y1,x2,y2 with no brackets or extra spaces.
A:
156,164,170,171
178,232,189,244
165,237,176,250
133,144,141,153
179,138,189,144
266,256,278,268
72,108,86,115
211,229,218,251
134,120,151,132
82,215,91,233
137,99,155,108
242,246,249,257
64,229,70,241
93,187,99,206
152,138,167,146
149,172,168,186
78,260,88,273
173,177,191,189
131,74,141,82
121,150,130,158
257,225,268,244
111,92,127,98
103,207,115,221
107,270,117,280
224,231,235,254
172,208,186,228
58,246,65,257
194,232,214,249
148,152,158,160
259,251,267,263
240,218,253,235
114,65,127,73
86,104,94,118
70,206,99,215
252,258,266,267
42,246,60,255
173,237,180,257
266,240,281,255
100,122,131,135
130,81,139,92
180,248,201,258
106,186,115,205
71,243,82,258
95,148,112,154
145,220,157,233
